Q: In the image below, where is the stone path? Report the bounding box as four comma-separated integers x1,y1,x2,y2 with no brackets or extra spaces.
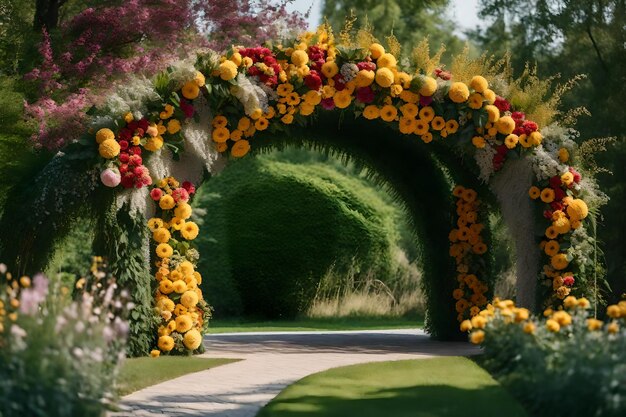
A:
113,329,479,417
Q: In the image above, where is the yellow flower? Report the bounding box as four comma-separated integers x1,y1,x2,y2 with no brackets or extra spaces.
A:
418,76,437,96
219,60,238,80
399,103,418,118
551,253,569,270
144,136,164,151
484,105,500,122
472,136,486,148
607,305,621,318
421,132,433,143
321,61,339,78
96,128,115,144
566,199,588,221
354,70,375,87
157,335,175,352
172,279,188,294
608,321,620,334
157,297,175,312
587,318,603,331
181,290,199,308
231,139,251,158
150,349,161,358
156,243,174,259
377,53,397,68
291,49,308,66
159,195,175,210
304,90,322,105
578,297,591,309
375,67,394,88
174,203,192,220
468,93,483,109
170,217,185,230
546,319,560,332
523,322,536,334
528,186,540,199
445,120,459,134
148,218,164,232
399,117,418,134
529,131,543,146
333,90,352,109
414,119,429,135
563,295,578,309
495,116,515,135
380,104,398,122
159,279,174,294
363,105,380,120
504,134,518,149
181,221,199,240
98,139,120,159
255,117,269,131
469,75,489,93
471,315,487,329
419,106,435,122
369,43,385,59
194,71,206,87
558,147,570,163
230,52,242,66
483,89,496,103
183,328,202,350
124,112,134,123
553,216,571,234
469,330,485,344
167,119,181,134
460,320,472,332
153,228,171,244
237,117,251,132
212,115,228,128
212,127,230,143
552,310,572,326
182,81,200,100
514,308,530,322
544,240,560,257
545,226,559,239
540,188,555,203
448,82,470,103
431,116,445,131
175,314,193,333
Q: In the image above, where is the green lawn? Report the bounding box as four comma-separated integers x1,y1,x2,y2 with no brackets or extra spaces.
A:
257,357,528,417
208,316,423,334
116,357,239,396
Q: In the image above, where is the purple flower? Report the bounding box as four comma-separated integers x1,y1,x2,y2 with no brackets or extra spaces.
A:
356,87,375,104
321,98,336,110
419,95,434,107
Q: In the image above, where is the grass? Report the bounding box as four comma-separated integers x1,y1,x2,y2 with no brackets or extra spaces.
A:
208,316,424,334
257,357,528,417
116,357,239,396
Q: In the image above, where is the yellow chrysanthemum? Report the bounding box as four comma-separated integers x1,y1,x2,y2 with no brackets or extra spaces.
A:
380,104,398,122
363,105,380,120
567,199,588,221
377,53,397,68
321,61,339,78
179,261,194,277
172,280,188,294
354,70,375,87
448,82,470,103
96,128,115,144
231,139,251,158
167,119,181,134
174,203,192,220
558,147,570,163
469,75,489,93
153,228,171,244
157,298,175,312
255,117,269,131
446,120,459,134
219,60,238,80
375,67,394,88
182,81,200,100
158,335,175,352
303,90,322,105
414,119,429,135
194,71,206,87
159,195,176,210
333,90,352,109
148,218,164,232
170,217,185,230
398,117,418,134
212,127,230,143
291,49,308,66
418,106,435,122
551,253,569,270
470,330,485,344
156,243,174,258
484,105,500,122
99,139,120,159
468,93,483,109
495,116,515,135
212,115,228,128
369,43,385,59
175,314,193,333
144,136,164,151
431,116,445,131
418,76,437,96
504,134,519,149
181,221,199,240
540,188,555,203
181,290,199,308
183,328,202,350
544,240,560,256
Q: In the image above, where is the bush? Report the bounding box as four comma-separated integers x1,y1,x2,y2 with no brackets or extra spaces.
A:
465,298,626,417
194,154,403,318
0,259,131,417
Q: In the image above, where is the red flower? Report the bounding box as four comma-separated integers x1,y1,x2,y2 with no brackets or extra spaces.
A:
332,74,346,91
563,276,575,286
180,99,195,118
150,188,163,201
522,120,538,134
119,140,129,150
129,146,142,155
494,96,510,113
304,70,322,90
137,119,149,132
511,111,525,121
172,187,190,203
119,152,130,163
569,167,582,183
355,87,375,104
118,128,132,141
182,181,196,195
543,210,554,220
549,175,562,189
550,201,564,211
120,173,134,188
357,61,376,71
119,163,129,174
419,95,433,106
129,154,142,166
321,97,335,110
434,68,451,80
553,187,566,201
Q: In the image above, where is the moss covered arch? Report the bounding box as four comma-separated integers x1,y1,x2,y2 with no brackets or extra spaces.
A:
0,29,602,356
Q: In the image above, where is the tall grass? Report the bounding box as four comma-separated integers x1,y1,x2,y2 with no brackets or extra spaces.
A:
306,250,425,318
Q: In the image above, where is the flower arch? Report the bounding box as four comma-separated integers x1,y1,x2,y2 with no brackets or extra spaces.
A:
0,26,605,356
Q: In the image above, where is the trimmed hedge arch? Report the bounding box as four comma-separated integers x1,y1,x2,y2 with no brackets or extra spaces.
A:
0,27,604,356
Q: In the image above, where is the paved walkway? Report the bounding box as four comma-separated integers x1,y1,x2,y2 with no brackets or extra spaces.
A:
113,329,479,417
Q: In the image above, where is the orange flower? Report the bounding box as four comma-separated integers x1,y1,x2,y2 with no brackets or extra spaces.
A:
231,140,251,158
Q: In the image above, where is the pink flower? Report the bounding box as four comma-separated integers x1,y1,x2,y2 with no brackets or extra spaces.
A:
129,154,142,166
100,168,121,187
434,68,451,80
321,98,335,110
180,99,195,118
182,181,195,195
563,276,575,286
150,188,163,201
146,125,159,137
172,187,190,203
569,167,582,183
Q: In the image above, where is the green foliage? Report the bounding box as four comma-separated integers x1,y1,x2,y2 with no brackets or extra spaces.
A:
195,154,400,318
93,202,156,357
478,305,626,417
258,357,528,417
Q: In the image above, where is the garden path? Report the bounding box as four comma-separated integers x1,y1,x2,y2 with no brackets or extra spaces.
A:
112,329,479,417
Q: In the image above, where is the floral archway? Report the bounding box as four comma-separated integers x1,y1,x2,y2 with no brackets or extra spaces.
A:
0,26,604,356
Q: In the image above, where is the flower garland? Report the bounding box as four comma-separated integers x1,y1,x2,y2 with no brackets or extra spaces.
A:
448,185,489,322
147,177,211,355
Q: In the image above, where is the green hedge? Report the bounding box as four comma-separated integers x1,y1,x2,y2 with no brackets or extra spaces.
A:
194,155,401,318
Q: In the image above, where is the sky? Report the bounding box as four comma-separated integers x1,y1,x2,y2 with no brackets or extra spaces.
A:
287,0,483,37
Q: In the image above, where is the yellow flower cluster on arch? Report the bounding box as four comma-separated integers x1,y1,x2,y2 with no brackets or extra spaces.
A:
449,185,489,322
147,177,210,355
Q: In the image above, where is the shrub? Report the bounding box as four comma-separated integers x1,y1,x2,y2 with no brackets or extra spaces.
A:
0,259,131,417
464,297,626,417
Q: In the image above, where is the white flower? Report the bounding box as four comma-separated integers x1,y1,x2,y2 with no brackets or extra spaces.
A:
231,73,268,116
475,144,497,183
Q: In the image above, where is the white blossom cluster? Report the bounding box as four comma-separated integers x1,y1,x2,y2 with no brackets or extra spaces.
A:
231,73,269,115
100,76,161,120
475,143,497,183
